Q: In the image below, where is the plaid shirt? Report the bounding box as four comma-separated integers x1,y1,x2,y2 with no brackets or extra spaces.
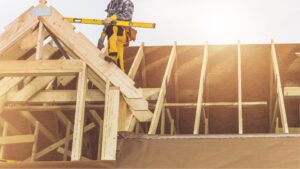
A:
106,0,134,21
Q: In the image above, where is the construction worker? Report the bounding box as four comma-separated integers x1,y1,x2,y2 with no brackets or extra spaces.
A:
99,0,135,72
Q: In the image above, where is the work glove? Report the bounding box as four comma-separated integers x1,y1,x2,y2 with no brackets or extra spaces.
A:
104,14,118,24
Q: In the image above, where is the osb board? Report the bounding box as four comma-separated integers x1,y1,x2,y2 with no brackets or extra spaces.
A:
2,134,299,168
125,44,300,134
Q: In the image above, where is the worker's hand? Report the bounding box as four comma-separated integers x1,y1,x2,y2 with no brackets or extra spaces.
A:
109,14,118,21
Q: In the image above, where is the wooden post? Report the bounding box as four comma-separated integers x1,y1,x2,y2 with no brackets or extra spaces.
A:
71,64,87,161
31,121,40,162
160,108,165,134
194,42,209,134
0,122,8,159
271,40,289,134
237,41,243,134
63,122,71,161
101,82,120,160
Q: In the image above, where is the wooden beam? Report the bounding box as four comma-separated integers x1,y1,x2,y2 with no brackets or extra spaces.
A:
148,42,177,134
9,88,159,104
35,22,44,60
0,60,84,77
284,87,300,97
101,83,120,160
71,64,87,161
164,102,267,108
0,135,35,145
11,76,55,102
128,42,144,79
31,121,39,162
271,40,289,134
57,147,90,161
194,42,209,134
237,41,243,134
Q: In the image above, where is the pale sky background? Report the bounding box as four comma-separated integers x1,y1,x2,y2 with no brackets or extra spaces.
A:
0,0,300,46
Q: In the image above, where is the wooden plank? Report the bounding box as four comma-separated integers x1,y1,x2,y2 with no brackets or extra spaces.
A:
194,42,209,134
148,42,177,134
164,102,267,108
101,83,120,160
119,96,127,131
0,135,35,145
8,88,159,104
128,42,144,79
71,64,87,161
271,40,289,134
36,22,44,60
0,60,84,77
284,87,300,97
11,76,55,102
57,147,90,161
237,41,243,134
31,121,40,162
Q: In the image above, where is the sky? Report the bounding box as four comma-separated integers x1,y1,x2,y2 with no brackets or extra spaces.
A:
0,0,300,46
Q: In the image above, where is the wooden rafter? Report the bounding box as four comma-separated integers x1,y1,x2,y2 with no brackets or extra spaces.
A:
237,41,243,134
148,42,177,134
194,42,208,134
270,40,289,134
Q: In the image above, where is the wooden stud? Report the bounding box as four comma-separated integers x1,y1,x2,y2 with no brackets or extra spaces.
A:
160,108,166,134
270,98,279,132
237,41,243,134
101,82,120,160
63,122,71,161
271,40,289,134
0,122,8,159
194,42,209,134
0,135,35,145
71,64,87,161
31,121,40,162
148,42,177,134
